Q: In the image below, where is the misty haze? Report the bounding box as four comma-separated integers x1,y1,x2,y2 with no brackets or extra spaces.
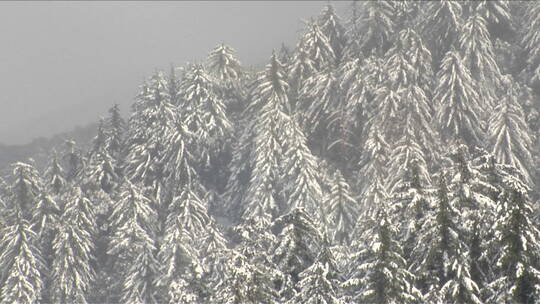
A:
1,1,540,304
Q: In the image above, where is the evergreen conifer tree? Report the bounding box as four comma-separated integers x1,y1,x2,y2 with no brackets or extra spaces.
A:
317,4,346,64
106,103,125,159
0,213,44,304
242,53,290,224
51,188,96,304
273,207,321,285
325,170,358,246
345,208,419,304
522,2,540,88
108,181,159,304
9,162,43,220
423,1,463,69
356,0,395,56
435,50,485,148
44,151,66,196
488,77,535,185
459,13,501,107
282,118,323,216
486,165,540,303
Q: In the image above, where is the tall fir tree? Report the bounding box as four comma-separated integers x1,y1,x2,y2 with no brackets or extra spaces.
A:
435,50,485,148
325,170,358,246
105,103,125,159
486,165,540,303
51,188,96,304
459,13,501,107
242,53,290,224
356,0,395,56
488,77,535,186
0,212,44,304
8,162,43,220
62,140,85,183
522,2,540,88
107,181,159,304
44,151,66,196
411,171,482,303
206,43,243,93
422,1,463,69
180,64,232,169
345,208,419,304
317,4,347,65
282,118,323,216
300,20,336,72
156,185,210,303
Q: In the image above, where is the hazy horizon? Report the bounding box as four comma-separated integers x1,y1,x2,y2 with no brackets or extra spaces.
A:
0,1,348,145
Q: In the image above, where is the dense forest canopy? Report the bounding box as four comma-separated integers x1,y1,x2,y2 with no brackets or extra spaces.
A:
1,1,540,303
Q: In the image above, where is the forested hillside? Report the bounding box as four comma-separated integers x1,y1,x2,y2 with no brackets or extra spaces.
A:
1,1,540,303
0,123,98,174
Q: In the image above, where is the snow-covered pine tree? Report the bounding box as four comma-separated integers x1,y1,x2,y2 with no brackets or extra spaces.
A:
391,0,420,30
273,207,322,286
287,40,317,111
365,29,437,154
222,116,254,221
356,0,395,57
197,222,229,300
522,2,540,88
317,4,346,65
356,129,391,214
435,50,485,149
206,44,243,93
344,207,419,304
282,118,323,217
459,13,502,107
486,165,540,303
325,169,357,246
465,0,513,41
411,171,482,303
180,64,232,164
0,212,44,304
62,139,85,183
105,103,125,159
366,85,403,145
288,259,344,304
159,115,197,195
386,119,433,254
156,185,210,303
488,77,535,186
44,151,66,196
299,67,343,157
278,43,292,66
229,215,283,300
108,181,160,304
446,145,498,294
385,28,434,94
51,188,96,304
338,56,386,164
8,162,43,220
242,53,290,224
301,20,336,73
83,122,118,194
88,118,108,159
167,65,181,106
31,191,60,294
32,191,60,243
422,1,463,69
124,71,176,204
342,0,362,60
215,249,278,304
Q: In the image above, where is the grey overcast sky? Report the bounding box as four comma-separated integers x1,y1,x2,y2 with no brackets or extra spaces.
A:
0,1,348,145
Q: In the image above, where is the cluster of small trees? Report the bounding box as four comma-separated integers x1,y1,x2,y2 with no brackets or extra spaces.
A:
1,1,540,303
